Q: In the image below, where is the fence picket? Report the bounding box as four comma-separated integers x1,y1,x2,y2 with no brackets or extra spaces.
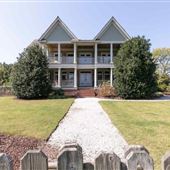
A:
20,150,48,170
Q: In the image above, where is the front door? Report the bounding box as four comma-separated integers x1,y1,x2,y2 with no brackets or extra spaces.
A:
79,72,92,87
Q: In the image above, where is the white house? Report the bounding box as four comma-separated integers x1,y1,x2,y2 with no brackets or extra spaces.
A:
39,16,130,90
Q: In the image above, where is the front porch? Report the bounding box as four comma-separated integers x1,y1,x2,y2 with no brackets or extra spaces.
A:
50,68,114,89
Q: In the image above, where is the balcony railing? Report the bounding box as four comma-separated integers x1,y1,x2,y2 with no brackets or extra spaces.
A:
78,57,94,64
98,56,110,64
48,56,111,64
61,56,74,64
48,56,58,63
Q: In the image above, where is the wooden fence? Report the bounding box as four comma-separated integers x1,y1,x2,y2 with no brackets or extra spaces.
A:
0,143,170,170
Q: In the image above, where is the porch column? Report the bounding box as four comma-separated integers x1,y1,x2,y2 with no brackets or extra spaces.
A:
94,43,98,64
94,68,97,88
110,43,113,64
58,43,61,63
110,68,113,87
74,68,77,88
73,43,77,64
58,68,61,88
44,44,49,57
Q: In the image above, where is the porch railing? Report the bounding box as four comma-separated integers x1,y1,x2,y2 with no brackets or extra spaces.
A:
61,80,74,87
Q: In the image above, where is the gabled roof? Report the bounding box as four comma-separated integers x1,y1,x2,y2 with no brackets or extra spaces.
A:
94,17,130,41
39,16,78,41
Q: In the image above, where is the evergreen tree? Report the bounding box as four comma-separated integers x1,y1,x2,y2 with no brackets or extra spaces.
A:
114,36,157,99
12,44,51,99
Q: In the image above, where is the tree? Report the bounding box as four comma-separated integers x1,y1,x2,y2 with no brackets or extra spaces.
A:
12,44,51,99
114,36,157,99
153,48,170,92
153,48,170,75
0,63,13,86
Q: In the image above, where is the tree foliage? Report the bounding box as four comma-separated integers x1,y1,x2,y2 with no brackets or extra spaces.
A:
114,36,157,99
0,63,13,86
153,48,170,92
153,48,170,75
12,44,51,99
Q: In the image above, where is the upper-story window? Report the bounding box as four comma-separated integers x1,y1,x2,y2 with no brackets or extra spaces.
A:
66,53,74,57
101,52,110,57
53,52,58,61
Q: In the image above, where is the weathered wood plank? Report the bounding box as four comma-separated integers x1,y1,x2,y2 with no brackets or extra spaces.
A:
57,143,83,170
95,152,121,170
20,150,48,170
126,149,154,170
162,151,170,170
0,153,12,170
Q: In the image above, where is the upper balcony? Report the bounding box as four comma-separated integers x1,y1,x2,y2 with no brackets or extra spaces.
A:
46,43,120,66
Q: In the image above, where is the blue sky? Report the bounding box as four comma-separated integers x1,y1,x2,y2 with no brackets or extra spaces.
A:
0,1,170,63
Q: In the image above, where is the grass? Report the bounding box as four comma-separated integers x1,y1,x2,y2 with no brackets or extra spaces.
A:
100,100,170,170
0,96,74,139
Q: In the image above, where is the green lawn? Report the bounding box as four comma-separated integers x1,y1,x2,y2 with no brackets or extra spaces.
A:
0,97,74,139
100,101,170,170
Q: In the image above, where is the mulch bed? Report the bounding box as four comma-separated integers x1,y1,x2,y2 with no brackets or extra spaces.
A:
0,134,44,170
0,133,60,170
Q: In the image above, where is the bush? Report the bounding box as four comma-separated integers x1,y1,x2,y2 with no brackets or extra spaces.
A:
95,81,117,97
114,36,157,99
12,44,51,99
48,88,65,99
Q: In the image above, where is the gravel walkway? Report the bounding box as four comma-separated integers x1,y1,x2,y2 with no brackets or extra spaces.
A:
48,98,128,163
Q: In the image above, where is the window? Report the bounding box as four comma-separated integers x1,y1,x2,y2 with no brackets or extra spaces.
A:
101,52,110,56
62,72,67,80
62,71,74,80
53,52,58,61
80,54,85,57
67,53,74,57
68,72,74,80
79,53,92,57
86,54,91,57
104,71,110,80
97,70,110,81
54,71,58,80
97,71,103,80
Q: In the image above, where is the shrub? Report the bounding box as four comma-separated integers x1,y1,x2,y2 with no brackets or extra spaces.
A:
12,44,51,99
114,36,157,99
48,88,65,99
95,81,117,97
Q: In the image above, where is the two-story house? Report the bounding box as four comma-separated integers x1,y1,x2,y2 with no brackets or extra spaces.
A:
38,16,130,91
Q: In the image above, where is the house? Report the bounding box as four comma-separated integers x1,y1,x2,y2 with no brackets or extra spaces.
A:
38,16,130,91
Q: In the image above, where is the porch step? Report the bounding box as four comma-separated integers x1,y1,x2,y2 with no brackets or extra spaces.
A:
77,88,96,97
64,90,78,97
